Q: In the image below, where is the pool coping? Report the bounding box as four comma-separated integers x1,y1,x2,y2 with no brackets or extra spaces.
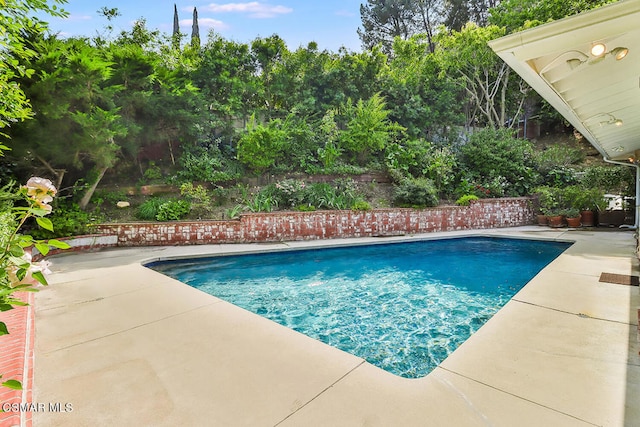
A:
31,227,640,426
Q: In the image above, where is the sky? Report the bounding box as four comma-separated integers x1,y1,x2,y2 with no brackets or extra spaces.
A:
42,1,364,52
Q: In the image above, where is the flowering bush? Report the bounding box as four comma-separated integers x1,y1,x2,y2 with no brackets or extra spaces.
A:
1,177,69,391
273,179,306,208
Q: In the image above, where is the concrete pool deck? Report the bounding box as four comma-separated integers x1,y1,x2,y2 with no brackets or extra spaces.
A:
32,226,639,426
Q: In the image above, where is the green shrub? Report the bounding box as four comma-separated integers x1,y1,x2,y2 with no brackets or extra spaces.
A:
305,182,358,210
460,128,539,196
224,204,244,219
143,161,163,181
455,195,479,206
245,192,278,212
273,179,306,208
136,197,166,220
156,199,191,221
295,204,316,212
339,94,405,166
351,200,371,211
175,145,239,184
237,115,287,172
29,202,97,238
180,183,213,216
393,178,439,207
581,165,635,197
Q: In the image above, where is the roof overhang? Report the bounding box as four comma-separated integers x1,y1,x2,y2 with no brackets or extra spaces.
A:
489,0,640,161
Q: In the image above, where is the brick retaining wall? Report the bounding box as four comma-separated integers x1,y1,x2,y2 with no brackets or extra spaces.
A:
96,198,535,247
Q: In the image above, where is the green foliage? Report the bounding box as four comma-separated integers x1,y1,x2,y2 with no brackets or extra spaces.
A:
92,189,128,207
533,186,557,215
136,197,166,220
393,178,439,208
489,0,613,32
244,192,278,213
29,202,97,239
435,23,525,129
237,115,287,172
224,204,244,219
339,94,404,166
142,161,162,182
383,36,464,141
460,128,539,196
351,200,371,211
1,177,69,393
180,183,212,217
0,0,67,138
156,199,191,221
581,165,635,197
175,145,239,184
533,144,584,186
272,179,307,209
534,184,602,215
317,110,342,169
456,195,479,206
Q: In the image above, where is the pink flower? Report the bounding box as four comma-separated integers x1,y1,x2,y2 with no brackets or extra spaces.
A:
7,252,52,287
22,177,56,214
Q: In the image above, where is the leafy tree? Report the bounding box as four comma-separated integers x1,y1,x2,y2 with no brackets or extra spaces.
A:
0,0,66,142
358,0,420,53
8,36,126,206
359,0,446,53
444,0,497,31
251,35,288,118
489,0,613,32
191,33,257,142
381,35,463,141
435,23,528,130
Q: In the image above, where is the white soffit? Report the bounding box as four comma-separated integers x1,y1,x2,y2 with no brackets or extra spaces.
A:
489,0,640,160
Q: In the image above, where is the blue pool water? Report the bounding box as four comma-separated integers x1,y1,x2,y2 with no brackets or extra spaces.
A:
148,237,571,378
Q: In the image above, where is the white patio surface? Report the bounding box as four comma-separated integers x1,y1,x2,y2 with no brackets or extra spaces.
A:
32,226,640,426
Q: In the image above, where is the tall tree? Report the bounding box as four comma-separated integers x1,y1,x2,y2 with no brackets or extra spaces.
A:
358,0,446,54
172,3,180,49
358,0,418,53
8,36,126,205
381,35,463,140
444,0,497,31
0,0,66,143
435,23,528,130
191,7,200,48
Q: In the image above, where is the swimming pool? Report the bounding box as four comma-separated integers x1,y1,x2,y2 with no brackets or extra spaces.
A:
148,236,571,378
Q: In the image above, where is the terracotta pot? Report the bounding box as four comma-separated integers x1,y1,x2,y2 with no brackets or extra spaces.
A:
547,215,565,228
580,210,595,227
536,214,548,226
566,216,581,228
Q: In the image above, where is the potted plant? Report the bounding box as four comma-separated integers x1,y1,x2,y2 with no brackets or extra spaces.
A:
562,208,581,227
546,209,565,227
533,186,555,225
581,188,606,227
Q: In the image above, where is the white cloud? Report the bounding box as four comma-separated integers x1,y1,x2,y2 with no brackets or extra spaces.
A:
201,2,293,18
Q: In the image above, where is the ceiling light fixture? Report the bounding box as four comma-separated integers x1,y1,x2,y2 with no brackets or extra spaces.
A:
611,47,629,60
591,43,606,57
598,113,623,127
